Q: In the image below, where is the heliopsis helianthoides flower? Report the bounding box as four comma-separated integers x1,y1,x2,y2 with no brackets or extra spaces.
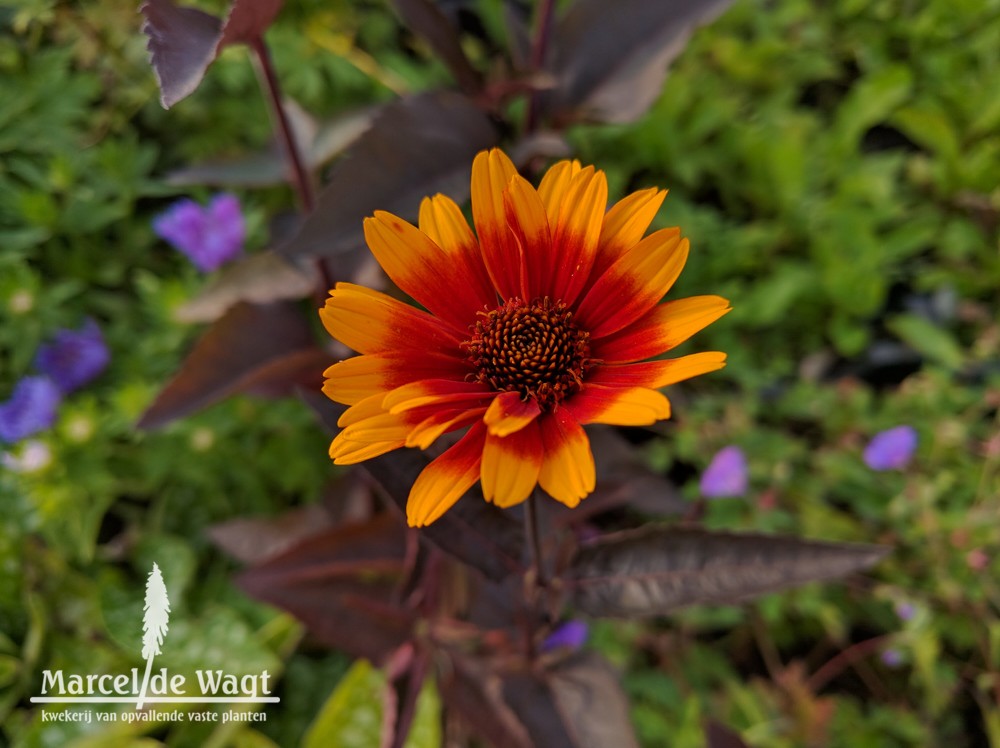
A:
320,149,730,526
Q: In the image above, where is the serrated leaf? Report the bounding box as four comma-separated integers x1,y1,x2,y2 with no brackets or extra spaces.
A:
389,0,482,94
569,527,889,618
538,0,735,124
141,0,284,109
364,449,525,582
141,0,222,109
886,313,965,370
279,91,498,261
174,251,316,323
237,516,413,661
137,300,314,430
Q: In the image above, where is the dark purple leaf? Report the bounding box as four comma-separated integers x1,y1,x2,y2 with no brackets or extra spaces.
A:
237,515,413,661
499,652,638,748
136,300,314,430
390,0,482,94
501,672,578,748
439,654,533,748
208,504,335,565
141,0,284,109
141,0,222,109
364,448,525,581
705,720,751,748
538,0,736,124
569,527,889,618
174,251,317,323
166,102,376,187
279,90,498,261
546,652,639,748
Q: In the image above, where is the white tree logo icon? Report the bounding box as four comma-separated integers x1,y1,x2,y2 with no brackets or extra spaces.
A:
136,563,170,709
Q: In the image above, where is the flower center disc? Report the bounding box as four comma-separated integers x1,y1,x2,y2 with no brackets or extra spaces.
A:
465,297,591,411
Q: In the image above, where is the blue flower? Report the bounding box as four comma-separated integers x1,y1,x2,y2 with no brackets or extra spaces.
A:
863,426,918,471
540,620,588,653
699,445,749,498
34,318,110,393
0,377,62,443
153,193,245,272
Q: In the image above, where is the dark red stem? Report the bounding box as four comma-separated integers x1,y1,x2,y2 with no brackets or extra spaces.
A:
249,36,333,295
524,0,556,133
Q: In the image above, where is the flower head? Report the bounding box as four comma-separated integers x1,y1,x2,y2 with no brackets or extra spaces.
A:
863,425,917,471
153,193,245,272
34,318,110,393
699,445,749,498
320,149,730,526
0,376,61,443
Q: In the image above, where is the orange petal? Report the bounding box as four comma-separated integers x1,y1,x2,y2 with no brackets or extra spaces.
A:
592,295,732,362
320,283,461,357
587,352,727,389
550,167,608,304
483,390,542,437
336,391,386,428
481,420,543,508
405,406,487,449
364,211,486,329
323,352,470,405
407,421,487,527
537,159,582,226
565,384,671,426
418,194,496,311
471,149,520,300
538,410,595,508
591,187,666,281
329,437,405,465
504,175,552,300
574,229,688,338
383,379,493,414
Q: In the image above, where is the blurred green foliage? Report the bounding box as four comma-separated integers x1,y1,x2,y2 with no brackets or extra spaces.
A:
0,0,998,746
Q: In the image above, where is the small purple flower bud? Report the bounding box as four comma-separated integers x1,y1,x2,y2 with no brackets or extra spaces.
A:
699,445,748,498
880,648,903,668
541,620,588,652
153,193,245,272
894,601,916,622
0,377,61,443
864,426,918,471
34,318,110,393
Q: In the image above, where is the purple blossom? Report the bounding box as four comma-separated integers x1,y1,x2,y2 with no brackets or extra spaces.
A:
894,601,916,622
153,193,245,272
34,318,110,393
541,620,588,652
880,648,904,668
0,377,61,443
699,445,749,498
863,426,918,471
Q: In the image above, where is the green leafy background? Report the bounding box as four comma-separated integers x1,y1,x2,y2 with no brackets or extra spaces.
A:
1,0,998,745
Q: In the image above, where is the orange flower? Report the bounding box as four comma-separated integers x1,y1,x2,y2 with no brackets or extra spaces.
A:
320,149,730,526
